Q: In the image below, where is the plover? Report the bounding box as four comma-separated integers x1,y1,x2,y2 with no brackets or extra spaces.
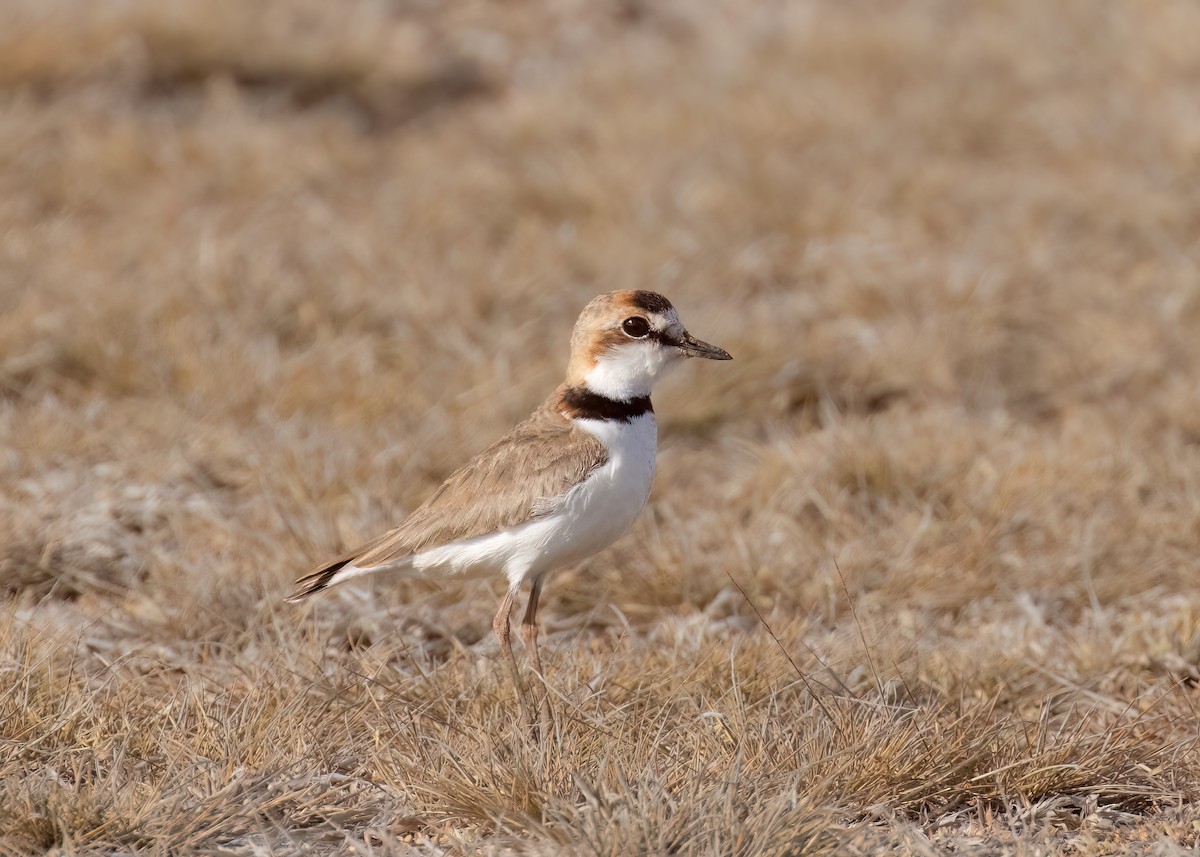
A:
287,290,731,722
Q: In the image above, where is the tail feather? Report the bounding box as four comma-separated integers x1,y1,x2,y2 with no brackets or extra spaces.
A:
285,557,354,602
285,550,415,603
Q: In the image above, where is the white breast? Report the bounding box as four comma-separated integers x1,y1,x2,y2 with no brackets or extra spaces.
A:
553,412,658,561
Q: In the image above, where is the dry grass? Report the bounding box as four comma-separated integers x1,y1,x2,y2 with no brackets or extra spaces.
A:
2,0,1200,853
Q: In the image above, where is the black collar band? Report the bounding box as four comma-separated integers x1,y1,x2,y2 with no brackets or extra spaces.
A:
561,386,653,422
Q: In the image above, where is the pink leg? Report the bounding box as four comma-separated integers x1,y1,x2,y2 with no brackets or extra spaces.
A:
520,576,552,733
493,585,531,725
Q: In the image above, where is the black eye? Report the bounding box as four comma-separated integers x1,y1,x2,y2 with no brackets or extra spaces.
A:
622,317,650,338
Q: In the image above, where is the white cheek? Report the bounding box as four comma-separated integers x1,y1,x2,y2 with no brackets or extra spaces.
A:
585,341,679,399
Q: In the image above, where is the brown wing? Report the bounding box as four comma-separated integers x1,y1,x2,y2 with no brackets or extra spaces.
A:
347,389,607,568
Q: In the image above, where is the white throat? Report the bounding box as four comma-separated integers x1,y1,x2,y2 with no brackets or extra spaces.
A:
583,342,679,400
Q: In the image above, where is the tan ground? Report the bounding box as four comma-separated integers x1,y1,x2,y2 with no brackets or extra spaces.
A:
2,1,1199,854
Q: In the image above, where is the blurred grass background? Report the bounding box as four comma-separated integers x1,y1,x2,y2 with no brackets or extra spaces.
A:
1,1,1199,854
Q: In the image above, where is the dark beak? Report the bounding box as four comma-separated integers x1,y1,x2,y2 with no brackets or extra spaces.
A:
675,331,732,360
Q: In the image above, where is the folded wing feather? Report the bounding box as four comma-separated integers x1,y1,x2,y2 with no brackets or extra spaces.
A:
286,388,607,600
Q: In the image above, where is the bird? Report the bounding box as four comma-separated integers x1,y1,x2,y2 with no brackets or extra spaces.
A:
286,290,731,725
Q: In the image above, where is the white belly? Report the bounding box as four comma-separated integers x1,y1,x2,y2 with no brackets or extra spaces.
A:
539,412,658,569
412,413,658,585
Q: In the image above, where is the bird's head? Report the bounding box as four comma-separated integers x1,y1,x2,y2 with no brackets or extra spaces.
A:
566,290,732,400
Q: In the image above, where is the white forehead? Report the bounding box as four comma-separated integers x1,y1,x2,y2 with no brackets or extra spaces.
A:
648,306,681,330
